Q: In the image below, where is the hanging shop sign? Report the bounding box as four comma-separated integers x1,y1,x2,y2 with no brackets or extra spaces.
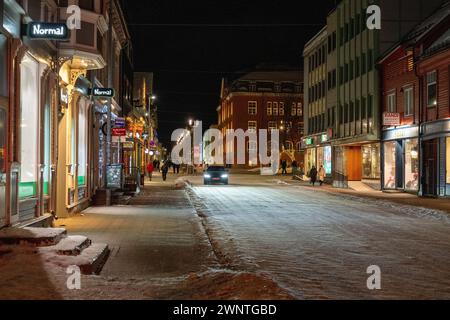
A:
383,112,401,126
112,128,127,137
91,87,115,98
122,141,134,150
26,22,69,40
114,117,126,128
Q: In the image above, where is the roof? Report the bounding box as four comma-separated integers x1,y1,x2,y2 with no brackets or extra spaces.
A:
237,70,303,83
404,2,450,43
424,28,450,56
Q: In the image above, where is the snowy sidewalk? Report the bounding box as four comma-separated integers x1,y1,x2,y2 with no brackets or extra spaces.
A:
287,179,450,214
0,178,293,300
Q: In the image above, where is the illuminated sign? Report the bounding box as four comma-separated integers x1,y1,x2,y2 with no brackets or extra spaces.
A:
112,128,127,137
27,22,69,40
383,112,401,126
305,138,314,146
91,87,115,98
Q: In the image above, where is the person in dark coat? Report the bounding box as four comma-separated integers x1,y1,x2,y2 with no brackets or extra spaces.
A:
309,166,318,186
281,160,288,175
161,162,169,181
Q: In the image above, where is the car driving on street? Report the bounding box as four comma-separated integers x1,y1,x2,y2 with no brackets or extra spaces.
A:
204,166,229,185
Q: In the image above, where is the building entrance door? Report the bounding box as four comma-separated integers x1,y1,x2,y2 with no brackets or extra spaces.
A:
422,140,438,197
346,147,362,181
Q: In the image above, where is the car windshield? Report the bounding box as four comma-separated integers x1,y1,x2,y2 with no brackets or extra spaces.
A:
207,166,226,172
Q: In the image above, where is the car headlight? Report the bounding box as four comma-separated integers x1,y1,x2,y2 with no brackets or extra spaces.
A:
204,174,211,178
221,174,228,179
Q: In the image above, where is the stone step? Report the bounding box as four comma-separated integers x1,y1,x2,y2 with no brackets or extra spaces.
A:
46,243,110,275
0,227,67,247
39,235,92,256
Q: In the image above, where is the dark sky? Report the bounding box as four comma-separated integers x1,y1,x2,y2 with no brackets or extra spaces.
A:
121,0,338,147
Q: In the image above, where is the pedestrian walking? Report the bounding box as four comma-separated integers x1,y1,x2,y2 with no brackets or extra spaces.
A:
309,166,318,187
281,160,288,175
146,162,154,181
161,162,169,181
318,165,326,186
292,160,298,176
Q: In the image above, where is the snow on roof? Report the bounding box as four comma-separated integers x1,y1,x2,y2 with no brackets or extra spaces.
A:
405,2,450,43
237,70,303,82
426,28,450,54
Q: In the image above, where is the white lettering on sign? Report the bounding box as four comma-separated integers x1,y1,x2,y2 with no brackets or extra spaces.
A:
93,88,114,97
32,24,65,36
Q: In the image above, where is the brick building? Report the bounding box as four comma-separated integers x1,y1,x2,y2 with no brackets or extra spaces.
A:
217,69,304,169
379,2,449,197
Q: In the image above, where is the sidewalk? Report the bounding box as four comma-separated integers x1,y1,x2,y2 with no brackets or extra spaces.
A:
288,178,450,213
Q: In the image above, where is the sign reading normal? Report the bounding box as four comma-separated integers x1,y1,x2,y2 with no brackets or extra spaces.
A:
91,87,115,98
27,22,69,40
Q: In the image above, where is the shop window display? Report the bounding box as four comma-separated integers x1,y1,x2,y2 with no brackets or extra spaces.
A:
362,143,380,179
384,141,397,189
405,139,419,191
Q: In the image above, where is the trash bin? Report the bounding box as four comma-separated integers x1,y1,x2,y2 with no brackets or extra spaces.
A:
140,174,145,186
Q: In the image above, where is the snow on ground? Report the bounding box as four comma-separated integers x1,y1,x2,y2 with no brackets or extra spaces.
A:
189,176,450,299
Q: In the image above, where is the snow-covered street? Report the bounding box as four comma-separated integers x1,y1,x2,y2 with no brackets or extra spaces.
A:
189,174,450,299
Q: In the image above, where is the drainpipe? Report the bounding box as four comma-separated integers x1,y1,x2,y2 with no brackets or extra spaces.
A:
414,53,423,196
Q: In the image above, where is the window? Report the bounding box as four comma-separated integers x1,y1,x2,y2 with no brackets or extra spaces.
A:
387,93,396,113
355,57,360,77
19,54,40,199
405,139,419,191
248,101,257,115
279,103,285,116
268,121,277,131
332,32,336,50
248,121,257,132
339,27,344,46
267,102,273,116
349,60,354,80
404,86,414,116
273,102,279,116
297,103,303,117
291,103,297,116
298,123,304,135
361,53,367,74
344,63,349,82
368,50,374,71
285,141,294,152
427,71,437,107
355,14,361,34
0,109,5,175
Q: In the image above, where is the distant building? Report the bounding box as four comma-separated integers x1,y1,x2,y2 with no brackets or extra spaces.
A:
218,68,304,168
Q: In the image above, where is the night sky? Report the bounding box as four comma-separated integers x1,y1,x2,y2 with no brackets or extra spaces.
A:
121,0,338,147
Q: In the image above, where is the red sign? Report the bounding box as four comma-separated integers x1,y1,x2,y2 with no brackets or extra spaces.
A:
112,128,127,137
383,112,401,126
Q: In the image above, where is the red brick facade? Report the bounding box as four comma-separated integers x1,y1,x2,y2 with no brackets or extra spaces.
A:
218,71,304,167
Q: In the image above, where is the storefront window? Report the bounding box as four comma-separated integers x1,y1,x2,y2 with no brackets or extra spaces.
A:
78,99,87,186
43,102,51,195
362,143,380,179
19,54,39,199
324,146,332,175
306,148,316,175
447,137,450,185
0,35,7,97
0,108,5,175
384,142,397,189
405,139,419,191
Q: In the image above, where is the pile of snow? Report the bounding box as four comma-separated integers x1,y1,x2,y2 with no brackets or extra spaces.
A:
174,177,192,189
